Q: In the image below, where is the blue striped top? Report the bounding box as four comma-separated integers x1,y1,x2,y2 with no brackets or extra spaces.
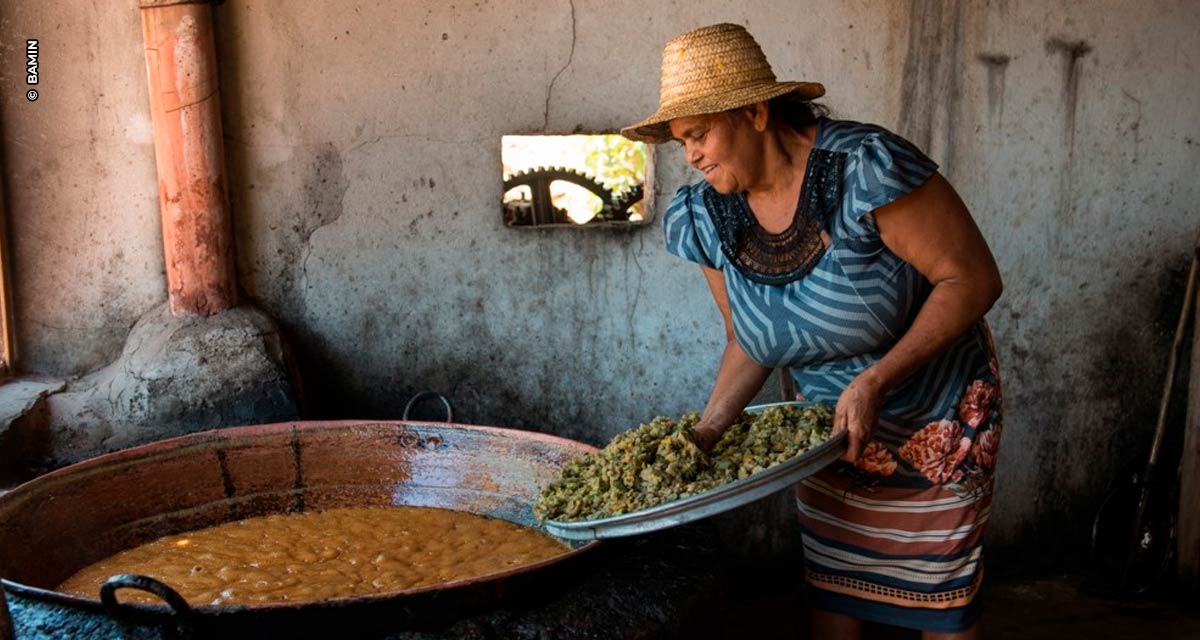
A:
664,118,992,444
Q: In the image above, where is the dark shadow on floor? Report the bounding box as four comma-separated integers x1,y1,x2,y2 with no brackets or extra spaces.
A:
712,574,1200,639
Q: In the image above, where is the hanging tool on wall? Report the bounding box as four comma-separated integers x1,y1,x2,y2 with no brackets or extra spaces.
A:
1091,230,1200,594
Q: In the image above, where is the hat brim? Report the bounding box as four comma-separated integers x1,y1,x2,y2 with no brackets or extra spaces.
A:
620,81,825,144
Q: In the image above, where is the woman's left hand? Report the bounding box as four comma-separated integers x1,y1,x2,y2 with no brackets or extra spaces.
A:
835,370,886,463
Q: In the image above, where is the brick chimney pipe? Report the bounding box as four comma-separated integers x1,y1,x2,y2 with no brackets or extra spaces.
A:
138,0,236,315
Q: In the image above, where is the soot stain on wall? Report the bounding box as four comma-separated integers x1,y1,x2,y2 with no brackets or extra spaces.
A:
898,0,967,173
1046,37,1094,149
1046,36,1093,230
275,142,349,320
1120,89,1144,165
977,53,1011,128
1012,263,1185,570
247,142,350,419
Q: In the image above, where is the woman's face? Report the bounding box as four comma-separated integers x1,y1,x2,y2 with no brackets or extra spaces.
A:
668,109,762,194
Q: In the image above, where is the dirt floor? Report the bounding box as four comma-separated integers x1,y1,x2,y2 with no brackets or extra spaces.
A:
717,574,1200,639
981,576,1200,640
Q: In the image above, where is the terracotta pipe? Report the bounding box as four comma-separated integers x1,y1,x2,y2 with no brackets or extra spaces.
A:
138,0,236,315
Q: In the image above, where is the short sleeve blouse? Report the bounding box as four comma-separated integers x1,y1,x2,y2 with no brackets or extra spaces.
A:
659,118,941,369
661,118,938,274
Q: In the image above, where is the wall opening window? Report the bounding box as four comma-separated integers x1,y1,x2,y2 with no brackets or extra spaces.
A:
502,134,651,228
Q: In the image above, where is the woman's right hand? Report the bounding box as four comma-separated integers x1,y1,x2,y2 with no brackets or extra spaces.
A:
691,423,725,453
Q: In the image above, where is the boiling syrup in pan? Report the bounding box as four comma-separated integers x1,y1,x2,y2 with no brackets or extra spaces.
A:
59,506,568,605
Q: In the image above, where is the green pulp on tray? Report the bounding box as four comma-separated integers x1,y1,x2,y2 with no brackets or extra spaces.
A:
534,404,834,522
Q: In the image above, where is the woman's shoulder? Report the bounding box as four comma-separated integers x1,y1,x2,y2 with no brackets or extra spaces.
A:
665,180,726,237
663,181,722,268
666,180,726,225
668,180,715,207
817,118,912,154
819,118,939,231
819,117,938,183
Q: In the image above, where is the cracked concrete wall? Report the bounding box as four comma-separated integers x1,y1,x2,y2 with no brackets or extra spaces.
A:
0,2,165,374
1,1,1199,569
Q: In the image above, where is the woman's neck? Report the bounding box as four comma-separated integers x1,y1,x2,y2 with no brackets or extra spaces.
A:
754,123,816,187
744,124,818,230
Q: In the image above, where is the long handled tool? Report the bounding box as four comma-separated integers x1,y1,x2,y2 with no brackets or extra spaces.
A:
1092,231,1200,594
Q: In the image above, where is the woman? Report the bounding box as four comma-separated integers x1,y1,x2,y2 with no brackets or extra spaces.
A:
622,24,1004,639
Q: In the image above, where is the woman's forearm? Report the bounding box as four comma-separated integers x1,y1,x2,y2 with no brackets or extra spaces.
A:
693,265,771,449
864,277,1000,393
866,173,1003,395
698,338,772,433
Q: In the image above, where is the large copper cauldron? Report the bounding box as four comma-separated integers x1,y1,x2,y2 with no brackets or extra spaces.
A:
0,420,598,639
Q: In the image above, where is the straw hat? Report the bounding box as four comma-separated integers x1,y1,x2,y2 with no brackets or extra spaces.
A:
621,23,825,144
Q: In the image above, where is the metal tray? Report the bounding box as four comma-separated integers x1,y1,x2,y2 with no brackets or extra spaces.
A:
543,401,847,540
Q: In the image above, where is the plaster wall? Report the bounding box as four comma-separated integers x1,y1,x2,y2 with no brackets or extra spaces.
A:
1,0,1198,566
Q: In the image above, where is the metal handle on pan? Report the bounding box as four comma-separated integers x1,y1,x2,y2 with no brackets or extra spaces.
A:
100,574,193,637
403,391,454,423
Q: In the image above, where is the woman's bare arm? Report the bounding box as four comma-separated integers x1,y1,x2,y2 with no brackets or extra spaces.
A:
837,172,1002,461
691,266,772,451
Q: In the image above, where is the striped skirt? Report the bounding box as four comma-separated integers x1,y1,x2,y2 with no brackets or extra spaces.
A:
796,473,992,631
795,343,1002,633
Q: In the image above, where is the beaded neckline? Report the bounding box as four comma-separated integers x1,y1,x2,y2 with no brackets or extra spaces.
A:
703,146,846,285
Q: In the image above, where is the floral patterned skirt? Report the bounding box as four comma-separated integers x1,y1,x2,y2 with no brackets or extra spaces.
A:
794,323,1002,633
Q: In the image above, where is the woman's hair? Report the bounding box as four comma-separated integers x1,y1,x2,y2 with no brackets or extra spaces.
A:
765,92,829,132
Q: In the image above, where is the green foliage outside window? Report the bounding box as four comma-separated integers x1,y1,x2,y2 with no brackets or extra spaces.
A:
583,135,646,194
